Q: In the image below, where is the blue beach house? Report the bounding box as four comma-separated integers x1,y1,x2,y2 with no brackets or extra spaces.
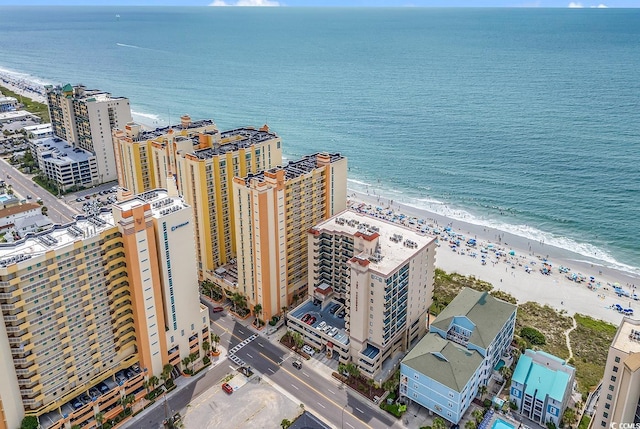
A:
400,288,517,424
510,350,575,427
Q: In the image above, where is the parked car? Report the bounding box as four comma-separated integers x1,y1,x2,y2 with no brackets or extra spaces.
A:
79,393,91,404
212,306,224,313
89,387,100,398
115,371,127,384
330,304,340,314
222,383,233,394
76,197,83,202
329,327,338,337
98,382,109,393
337,310,346,318
71,399,83,410
317,321,327,330
301,314,310,323
306,316,316,325
292,360,303,369
302,345,315,356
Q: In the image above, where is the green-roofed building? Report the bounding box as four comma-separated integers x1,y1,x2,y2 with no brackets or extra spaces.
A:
510,349,575,427
400,288,516,424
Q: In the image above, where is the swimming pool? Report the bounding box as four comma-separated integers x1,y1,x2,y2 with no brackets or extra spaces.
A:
491,418,515,429
0,194,11,203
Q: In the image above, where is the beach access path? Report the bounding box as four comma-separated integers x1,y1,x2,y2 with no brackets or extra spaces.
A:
349,190,639,326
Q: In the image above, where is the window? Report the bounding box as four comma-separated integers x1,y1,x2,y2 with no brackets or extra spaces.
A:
615,356,620,363
607,394,612,400
608,384,614,391
603,412,608,418
611,375,616,382
605,403,610,410
613,366,618,373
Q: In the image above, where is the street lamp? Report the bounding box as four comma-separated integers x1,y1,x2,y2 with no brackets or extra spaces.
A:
341,404,349,429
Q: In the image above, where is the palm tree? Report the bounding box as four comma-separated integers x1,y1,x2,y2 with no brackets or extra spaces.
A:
280,419,292,429
562,408,578,429
500,365,513,381
182,356,192,372
432,416,446,429
95,412,105,429
292,331,304,349
465,420,477,429
472,409,484,424
345,363,360,381
367,377,376,396
254,304,263,326
148,375,159,391
120,394,135,414
478,385,488,400
281,305,288,319
202,340,211,356
338,363,347,376
231,293,246,314
211,333,220,352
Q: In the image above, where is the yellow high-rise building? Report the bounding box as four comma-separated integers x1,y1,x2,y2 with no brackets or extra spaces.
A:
112,115,218,195
176,125,282,276
0,186,208,429
233,153,347,322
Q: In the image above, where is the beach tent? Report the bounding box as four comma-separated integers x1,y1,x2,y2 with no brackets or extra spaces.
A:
509,250,515,256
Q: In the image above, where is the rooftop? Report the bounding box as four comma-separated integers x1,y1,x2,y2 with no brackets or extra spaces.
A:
431,288,517,350
402,333,484,392
46,84,127,103
0,210,115,268
612,318,640,355
191,127,279,159
32,136,95,164
136,119,217,141
243,153,343,183
290,299,349,346
512,353,571,402
114,189,189,217
311,209,436,275
0,202,41,218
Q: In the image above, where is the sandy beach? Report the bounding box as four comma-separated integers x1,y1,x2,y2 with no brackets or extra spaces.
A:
349,190,639,326
0,70,47,104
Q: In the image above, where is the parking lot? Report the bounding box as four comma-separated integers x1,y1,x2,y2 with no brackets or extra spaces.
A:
291,299,349,345
182,373,302,429
68,185,119,215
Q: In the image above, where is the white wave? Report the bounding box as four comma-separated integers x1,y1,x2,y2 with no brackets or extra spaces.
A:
131,110,161,121
0,66,50,86
359,186,639,277
347,178,374,187
116,43,143,49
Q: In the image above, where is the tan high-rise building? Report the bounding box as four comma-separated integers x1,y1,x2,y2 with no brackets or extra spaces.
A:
176,126,282,276
287,210,436,379
233,153,347,322
45,84,132,183
112,116,218,195
591,318,640,428
0,187,208,429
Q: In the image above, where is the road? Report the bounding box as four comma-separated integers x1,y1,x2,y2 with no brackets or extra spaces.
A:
127,302,399,429
0,158,78,223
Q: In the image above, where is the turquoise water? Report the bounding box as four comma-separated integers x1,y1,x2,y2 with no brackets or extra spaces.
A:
0,7,639,273
492,418,515,429
0,195,11,203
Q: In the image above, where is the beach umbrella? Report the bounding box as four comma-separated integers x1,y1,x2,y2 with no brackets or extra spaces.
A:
509,250,515,256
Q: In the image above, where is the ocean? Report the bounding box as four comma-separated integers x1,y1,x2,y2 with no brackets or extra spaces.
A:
0,6,638,274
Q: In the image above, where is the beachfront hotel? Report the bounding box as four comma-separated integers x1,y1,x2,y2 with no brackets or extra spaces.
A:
45,84,132,184
112,116,218,195
175,125,282,275
400,288,516,424
113,118,283,277
0,186,209,429
232,153,347,322
286,209,436,379
510,350,575,427
591,317,640,428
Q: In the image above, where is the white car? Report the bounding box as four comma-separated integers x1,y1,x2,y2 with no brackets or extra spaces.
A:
318,321,326,330
302,345,315,356
323,325,332,333
329,327,339,337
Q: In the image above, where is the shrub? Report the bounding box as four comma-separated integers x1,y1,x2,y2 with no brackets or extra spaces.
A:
521,326,546,345
203,355,211,365
483,399,492,408
21,416,39,429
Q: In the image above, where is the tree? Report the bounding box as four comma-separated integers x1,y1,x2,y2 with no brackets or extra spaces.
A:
432,416,446,429
292,331,304,349
367,377,376,396
465,420,477,429
232,292,246,313
20,416,39,429
281,419,292,429
211,333,220,352
478,385,488,400
500,365,513,381
338,363,347,376
202,340,211,355
562,408,578,429
161,363,173,384
120,394,135,413
281,305,288,318
520,326,546,346
254,304,262,326
95,412,105,429
345,363,360,380
148,375,159,391
182,356,192,372
472,409,485,424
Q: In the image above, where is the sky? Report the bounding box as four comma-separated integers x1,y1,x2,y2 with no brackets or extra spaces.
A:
1,0,638,6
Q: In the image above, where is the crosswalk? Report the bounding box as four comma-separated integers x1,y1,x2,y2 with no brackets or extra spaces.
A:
228,333,258,367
